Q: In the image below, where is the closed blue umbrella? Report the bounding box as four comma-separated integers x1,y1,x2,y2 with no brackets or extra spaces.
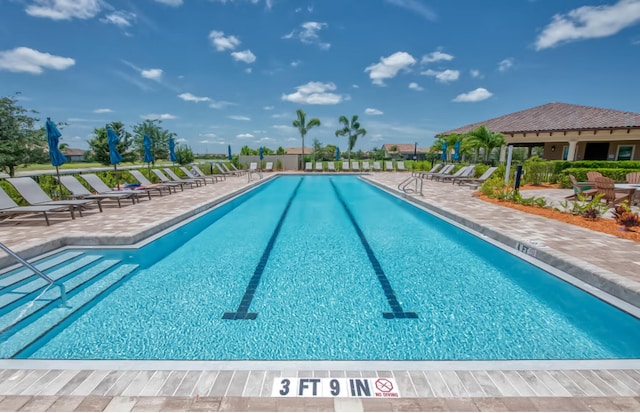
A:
46,118,67,199
169,137,177,162
143,134,154,176
453,139,461,161
441,141,448,161
227,144,232,160
107,126,123,188
259,146,263,160
335,146,340,160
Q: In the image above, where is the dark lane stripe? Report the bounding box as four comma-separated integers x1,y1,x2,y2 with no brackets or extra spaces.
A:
329,179,418,319
223,178,303,320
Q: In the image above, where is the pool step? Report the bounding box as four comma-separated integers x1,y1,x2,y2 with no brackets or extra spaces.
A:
0,251,84,289
0,263,139,358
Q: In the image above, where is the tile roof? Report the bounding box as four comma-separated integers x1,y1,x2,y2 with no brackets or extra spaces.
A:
438,102,640,136
284,147,314,155
383,143,420,153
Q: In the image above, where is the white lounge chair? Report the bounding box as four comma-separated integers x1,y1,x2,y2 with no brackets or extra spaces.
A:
264,162,273,172
342,161,350,171
385,161,394,171
362,161,371,171
327,162,336,172
351,161,360,171
397,161,406,172
373,161,382,172
315,161,323,172
305,162,313,171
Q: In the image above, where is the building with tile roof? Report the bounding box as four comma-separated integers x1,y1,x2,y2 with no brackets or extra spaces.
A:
382,143,429,160
437,102,640,161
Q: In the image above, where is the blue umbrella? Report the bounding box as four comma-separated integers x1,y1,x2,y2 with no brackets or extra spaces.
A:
453,139,461,161
227,144,232,160
441,141,448,161
107,126,123,188
143,134,154,176
335,146,340,160
46,118,67,199
169,137,177,162
259,146,263,160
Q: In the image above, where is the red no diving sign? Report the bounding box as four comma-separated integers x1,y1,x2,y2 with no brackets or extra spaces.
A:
272,377,400,398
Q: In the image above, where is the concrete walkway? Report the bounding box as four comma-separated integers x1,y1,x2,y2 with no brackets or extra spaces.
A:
0,171,639,411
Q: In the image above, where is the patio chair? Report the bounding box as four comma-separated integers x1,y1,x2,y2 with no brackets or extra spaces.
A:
417,163,442,178
0,185,74,225
342,161,350,171
181,166,222,184
454,167,498,187
218,162,243,176
362,161,371,172
229,163,247,175
58,175,137,207
438,165,475,183
305,162,313,171
129,170,177,194
385,161,394,171
565,174,598,200
426,164,455,180
264,162,274,172
164,168,202,187
372,161,382,172
351,161,360,172
151,169,191,191
586,171,603,183
6,177,103,215
397,161,406,172
626,172,640,184
315,161,323,172
179,166,209,185
593,176,635,206
327,162,336,172
214,163,234,178
193,165,225,182
81,173,159,200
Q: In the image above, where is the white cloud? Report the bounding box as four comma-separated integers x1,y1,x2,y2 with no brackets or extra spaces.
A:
141,113,177,120
365,108,384,115
263,105,275,110
470,69,482,78
209,30,241,51
141,68,162,80
231,49,256,63
384,0,437,20
209,100,235,109
408,82,423,91
100,10,136,27
94,108,113,113
153,0,183,6
237,133,254,138
0,47,75,74
273,124,292,130
365,51,416,86
535,0,640,50
290,60,302,67
453,88,493,103
498,58,514,72
421,51,454,64
421,68,459,83
283,21,330,50
178,92,210,102
228,115,251,121
25,0,103,20
281,81,345,105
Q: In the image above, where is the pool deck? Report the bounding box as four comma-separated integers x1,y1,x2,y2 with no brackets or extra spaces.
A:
1,171,639,411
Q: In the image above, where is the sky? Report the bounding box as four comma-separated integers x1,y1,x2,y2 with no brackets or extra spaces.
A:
1,0,640,155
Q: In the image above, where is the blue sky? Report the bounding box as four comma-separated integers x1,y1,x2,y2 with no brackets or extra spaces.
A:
1,0,640,154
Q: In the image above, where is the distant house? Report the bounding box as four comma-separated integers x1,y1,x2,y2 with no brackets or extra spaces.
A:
62,148,87,162
437,102,640,161
284,147,314,155
382,144,426,160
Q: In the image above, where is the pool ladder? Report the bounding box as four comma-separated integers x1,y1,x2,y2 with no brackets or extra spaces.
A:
248,169,263,182
398,175,423,196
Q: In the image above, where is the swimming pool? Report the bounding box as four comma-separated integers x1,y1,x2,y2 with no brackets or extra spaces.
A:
3,175,640,360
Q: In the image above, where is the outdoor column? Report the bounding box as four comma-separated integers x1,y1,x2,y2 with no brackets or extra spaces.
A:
567,140,578,161
499,145,507,162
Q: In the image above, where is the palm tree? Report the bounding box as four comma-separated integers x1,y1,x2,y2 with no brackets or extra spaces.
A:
292,109,321,170
335,115,366,165
466,125,506,162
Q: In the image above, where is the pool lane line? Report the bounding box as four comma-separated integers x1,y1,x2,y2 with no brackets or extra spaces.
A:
329,179,418,319
222,178,304,320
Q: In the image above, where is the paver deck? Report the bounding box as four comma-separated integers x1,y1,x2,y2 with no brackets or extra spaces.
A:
1,171,639,411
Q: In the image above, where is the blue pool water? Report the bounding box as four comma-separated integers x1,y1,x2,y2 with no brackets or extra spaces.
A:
14,175,640,360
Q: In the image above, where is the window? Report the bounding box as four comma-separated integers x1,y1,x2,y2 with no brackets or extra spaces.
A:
617,145,635,161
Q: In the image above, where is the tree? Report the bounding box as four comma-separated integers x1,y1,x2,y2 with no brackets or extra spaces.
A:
174,144,194,165
86,122,136,165
276,146,286,155
335,115,366,165
292,109,320,169
132,119,171,164
0,94,48,176
466,125,506,162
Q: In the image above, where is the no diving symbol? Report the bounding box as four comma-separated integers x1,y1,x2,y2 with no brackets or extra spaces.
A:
375,378,393,393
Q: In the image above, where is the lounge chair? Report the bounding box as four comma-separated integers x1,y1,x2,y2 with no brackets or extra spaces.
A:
218,162,243,176
229,163,247,175
164,168,202,187
178,166,209,185
385,161,394,171
342,161,350,171
81,173,158,200
565,174,598,200
315,161,323,172
397,161,406,172
417,163,442,178
626,172,640,184
151,169,191,190
438,165,475,183
362,161,371,172
6,177,102,215
128,170,176,195
305,162,313,172
372,161,382,172
0,185,74,225
455,166,498,187
593,176,635,206
214,163,234,178
426,164,455,180
264,162,274,172
58,175,137,207
351,161,360,172
327,162,336,172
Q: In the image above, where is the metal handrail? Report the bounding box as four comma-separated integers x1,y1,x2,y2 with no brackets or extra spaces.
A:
399,176,423,196
0,242,67,306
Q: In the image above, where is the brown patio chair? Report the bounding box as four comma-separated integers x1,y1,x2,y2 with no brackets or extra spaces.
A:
593,176,635,206
586,171,603,183
565,174,598,200
626,172,640,184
